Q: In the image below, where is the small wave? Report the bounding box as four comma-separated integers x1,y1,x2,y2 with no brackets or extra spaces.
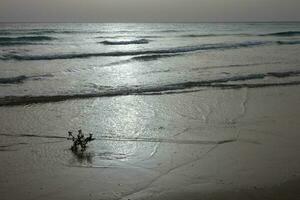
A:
0,29,90,35
30,74,54,80
0,74,53,84
181,34,225,38
277,40,300,45
181,33,251,38
0,75,28,84
96,30,182,34
100,39,150,45
210,81,300,89
0,42,42,46
96,36,122,39
100,54,181,67
1,70,299,106
132,54,180,61
260,31,300,37
0,36,55,42
267,71,300,78
158,30,182,33
96,35,163,39
1,41,268,61
199,62,282,70
0,30,14,36
0,36,55,46
182,31,300,38
136,35,164,39
29,30,80,35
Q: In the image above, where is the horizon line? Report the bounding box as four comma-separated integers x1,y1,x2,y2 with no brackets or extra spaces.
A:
0,21,300,24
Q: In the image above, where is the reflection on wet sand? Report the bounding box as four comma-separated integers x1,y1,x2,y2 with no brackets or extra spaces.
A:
1,86,300,200
71,150,94,165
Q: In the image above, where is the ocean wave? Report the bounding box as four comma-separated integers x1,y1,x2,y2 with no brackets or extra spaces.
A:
96,36,123,39
1,70,299,106
181,33,251,38
100,39,150,45
97,35,163,39
0,75,28,84
181,34,226,38
0,36,55,46
0,74,53,84
277,40,300,45
158,30,182,33
0,42,42,46
260,31,300,37
101,54,181,67
181,31,300,38
0,36,55,42
0,29,91,35
209,81,300,89
1,41,268,61
31,30,81,34
266,71,300,78
136,35,165,38
132,54,180,61
98,29,182,33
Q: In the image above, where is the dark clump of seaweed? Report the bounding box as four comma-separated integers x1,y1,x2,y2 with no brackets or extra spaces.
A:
67,130,95,152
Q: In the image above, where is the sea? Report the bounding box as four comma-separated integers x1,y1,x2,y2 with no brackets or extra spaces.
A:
0,23,300,105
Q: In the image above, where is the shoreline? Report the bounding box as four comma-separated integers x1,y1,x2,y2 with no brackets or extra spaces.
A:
1,85,300,200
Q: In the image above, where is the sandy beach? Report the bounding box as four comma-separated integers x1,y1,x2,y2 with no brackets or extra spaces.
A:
1,84,300,200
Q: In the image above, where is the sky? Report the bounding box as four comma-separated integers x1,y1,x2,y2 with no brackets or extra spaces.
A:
0,0,299,22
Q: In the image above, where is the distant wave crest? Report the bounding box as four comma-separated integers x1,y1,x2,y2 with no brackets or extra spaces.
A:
181,31,300,38
277,40,300,45
260,31,300,37
0,29,90,36
100,39,150,45
0,36,55,42
1,41,268,61
0,36,56,46
181,33,251,38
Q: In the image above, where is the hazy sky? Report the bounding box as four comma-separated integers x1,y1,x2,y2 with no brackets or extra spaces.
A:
0,0,299,22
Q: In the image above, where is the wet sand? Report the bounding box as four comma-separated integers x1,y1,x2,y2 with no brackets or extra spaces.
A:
0,85,300,200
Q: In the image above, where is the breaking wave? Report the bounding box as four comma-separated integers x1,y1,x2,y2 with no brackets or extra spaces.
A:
1,70,299,106
0,41,268,61
100,39,150,45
